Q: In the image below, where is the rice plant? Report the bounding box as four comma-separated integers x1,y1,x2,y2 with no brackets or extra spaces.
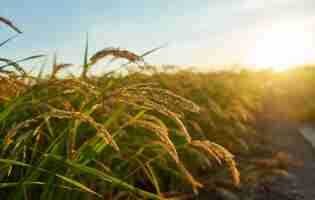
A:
0,17,242,200
1,16,307,200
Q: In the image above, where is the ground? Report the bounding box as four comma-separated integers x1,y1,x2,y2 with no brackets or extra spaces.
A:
257,120,315,200
193,120,315,200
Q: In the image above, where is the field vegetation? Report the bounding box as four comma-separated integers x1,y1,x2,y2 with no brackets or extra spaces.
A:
0,17,313,199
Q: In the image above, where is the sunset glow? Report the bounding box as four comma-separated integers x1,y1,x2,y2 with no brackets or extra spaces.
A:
244,22,315,71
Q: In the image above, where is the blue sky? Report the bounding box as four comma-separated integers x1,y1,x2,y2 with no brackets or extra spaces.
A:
1,0,315,73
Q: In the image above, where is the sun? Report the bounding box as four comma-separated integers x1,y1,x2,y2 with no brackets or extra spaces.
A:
244,22,315,71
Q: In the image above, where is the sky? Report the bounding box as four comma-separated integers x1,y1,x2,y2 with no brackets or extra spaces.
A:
1,0,315,73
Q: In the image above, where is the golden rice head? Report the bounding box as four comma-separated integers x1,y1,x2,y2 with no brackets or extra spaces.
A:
191,140,240,187
133,119,179,163
51,63,72,79
89,48,142,65
48,107,119,151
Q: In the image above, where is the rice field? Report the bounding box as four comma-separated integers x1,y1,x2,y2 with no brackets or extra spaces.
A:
1,17,314,200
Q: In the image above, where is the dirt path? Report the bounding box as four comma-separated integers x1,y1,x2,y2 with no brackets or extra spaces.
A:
262,121,315,199
193,120,315,200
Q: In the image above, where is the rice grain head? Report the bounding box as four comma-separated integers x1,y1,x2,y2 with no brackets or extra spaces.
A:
191,140,240,187
90,48,142,65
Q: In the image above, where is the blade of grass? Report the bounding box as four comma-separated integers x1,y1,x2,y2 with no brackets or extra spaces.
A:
0,181,72,190
0,57,27,75
0,158,102,198
46,154,169,200
0,34,19,48
0,16,22,33
81,32,89,78
0,55,46,70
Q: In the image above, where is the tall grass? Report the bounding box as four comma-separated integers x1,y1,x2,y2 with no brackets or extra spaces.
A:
121,67,308,188
1,16,308,199
0,17,242,200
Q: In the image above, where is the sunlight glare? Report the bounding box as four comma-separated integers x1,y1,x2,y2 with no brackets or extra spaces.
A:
244,22,315,71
